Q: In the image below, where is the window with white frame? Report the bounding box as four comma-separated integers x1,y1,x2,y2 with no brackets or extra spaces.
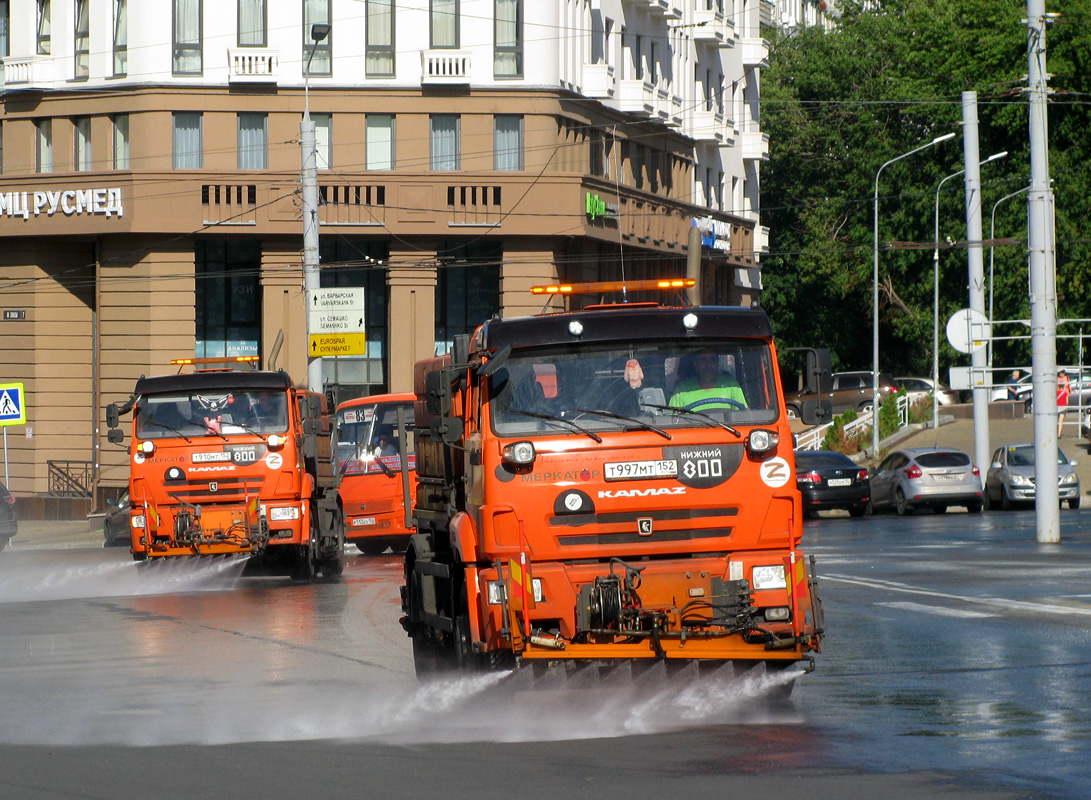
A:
366,114,394,170
494,115,523,171
113,115,129,170
36,0,50,55
239,0,266,47
36,119,52,173
172,112,203,169
74,117,92,171
431,0,458,49
312,113,331,169
237,113,267,170
430,115,459,171
494,0,521,78
0,2,9,59
113,0,127,75
303,0,331,76
366,0,394,77
173,0,202,75
74,0,89,78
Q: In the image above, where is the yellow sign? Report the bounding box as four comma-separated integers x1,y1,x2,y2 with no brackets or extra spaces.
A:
309,332,367,357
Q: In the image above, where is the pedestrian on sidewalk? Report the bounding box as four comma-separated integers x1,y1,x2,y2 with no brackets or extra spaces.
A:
1006,369,1023,400
1057,370,1072,436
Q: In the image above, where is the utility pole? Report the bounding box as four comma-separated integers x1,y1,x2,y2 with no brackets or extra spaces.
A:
961,92,992,485
1026,0,1060,542
302,23,330,395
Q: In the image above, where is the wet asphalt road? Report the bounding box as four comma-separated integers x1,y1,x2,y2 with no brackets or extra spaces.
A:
0,510,1089,800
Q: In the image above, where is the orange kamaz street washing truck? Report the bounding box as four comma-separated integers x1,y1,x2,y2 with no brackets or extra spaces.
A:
105,357,344,580
400,280,830,682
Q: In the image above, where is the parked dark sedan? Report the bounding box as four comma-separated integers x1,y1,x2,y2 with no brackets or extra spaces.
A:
0,481,16,551
102,491,131,547
795,450,871,518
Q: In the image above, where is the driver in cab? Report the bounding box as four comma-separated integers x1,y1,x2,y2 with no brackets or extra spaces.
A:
669,349,747,411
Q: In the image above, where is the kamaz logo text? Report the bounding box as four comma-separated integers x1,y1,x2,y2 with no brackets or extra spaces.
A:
598,487,686,498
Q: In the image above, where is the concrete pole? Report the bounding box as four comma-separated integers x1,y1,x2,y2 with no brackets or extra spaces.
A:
1026,0,1060,542
686,221,702,306
961,92,991,483
301,116,322,394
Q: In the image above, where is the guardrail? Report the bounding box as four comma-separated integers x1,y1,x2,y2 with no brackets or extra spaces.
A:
795,394,912,452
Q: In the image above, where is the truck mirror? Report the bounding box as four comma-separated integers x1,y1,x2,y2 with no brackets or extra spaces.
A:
425,370,451,417
107,428,125,445
306,394,324,418
453,334,471,365
478,345,511,378
800,398,833,426
430,416,464,444
806,349,832,394
106,403,119,429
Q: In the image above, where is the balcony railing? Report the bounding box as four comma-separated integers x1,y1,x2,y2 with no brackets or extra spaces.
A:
422,50,471,84
740,38,770,68
693,8,729,43
228,48,278,83
582,63,615,99
618,79,655,116
686,108,728,143
1,57,54,88
740,131,770,161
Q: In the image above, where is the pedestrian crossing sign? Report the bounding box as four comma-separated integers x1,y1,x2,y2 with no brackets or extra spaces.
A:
0,383,25,426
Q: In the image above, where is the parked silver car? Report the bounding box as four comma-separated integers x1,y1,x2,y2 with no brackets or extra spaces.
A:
983,443,1080,510
869,448,983,515
894,376,959,406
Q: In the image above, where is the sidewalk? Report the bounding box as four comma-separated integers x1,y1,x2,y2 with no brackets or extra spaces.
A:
6,518,105,550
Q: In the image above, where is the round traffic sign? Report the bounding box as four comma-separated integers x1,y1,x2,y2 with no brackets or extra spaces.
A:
946,308,991,354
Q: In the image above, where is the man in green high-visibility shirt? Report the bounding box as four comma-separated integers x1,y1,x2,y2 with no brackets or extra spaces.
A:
669,349,747,411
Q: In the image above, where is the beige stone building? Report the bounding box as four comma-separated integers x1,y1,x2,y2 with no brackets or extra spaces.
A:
0,0,766,513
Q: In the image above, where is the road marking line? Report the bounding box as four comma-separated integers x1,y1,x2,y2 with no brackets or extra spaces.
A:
876,601,995,618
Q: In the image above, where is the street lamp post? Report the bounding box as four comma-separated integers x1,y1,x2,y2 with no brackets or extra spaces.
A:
988,183,1032,371
873,132,956,457
302,23,330,395
932,151,1007,428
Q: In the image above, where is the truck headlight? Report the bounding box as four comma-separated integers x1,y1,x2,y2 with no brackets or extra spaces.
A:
132,515,146,529
752,564,787,590
139,440,155,455
764,606,790,621
269,506,299,521
502,441,536,467
747,429,779,454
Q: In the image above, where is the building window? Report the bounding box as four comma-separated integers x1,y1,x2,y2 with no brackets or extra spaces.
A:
303,0,331,76
494,115,523,171
36,0,50,55
237,113,268,170
238,0,266,47
0,122,4,174
366,114,394,170
196,240,261,359
430,115,459,171
312,113,331,170
35,120,52,173
624,31,642,81
74,0,89,78
113,114,129,170
173,0,202,75
0,2,9,59
113,0,127,75
73,117,91,171
366,0,394,77
430,0,458,49
494,0,522,78
172,112,203,169
435,242,501,356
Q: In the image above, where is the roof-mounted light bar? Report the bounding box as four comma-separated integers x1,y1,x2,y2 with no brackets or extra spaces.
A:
171,356,261,366
531,278,695,296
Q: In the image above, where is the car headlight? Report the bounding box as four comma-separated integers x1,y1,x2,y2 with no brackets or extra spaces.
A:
269,506,299,521
1061,472,1078,485
1010,474,1032,487
751,564,787,590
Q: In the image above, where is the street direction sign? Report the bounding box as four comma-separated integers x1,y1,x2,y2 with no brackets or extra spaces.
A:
310,333,367,357
0,383,25,426
308,288,366,335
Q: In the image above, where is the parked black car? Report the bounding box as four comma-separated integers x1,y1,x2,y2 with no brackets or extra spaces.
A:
0,481,16,551
102,491,131,548
795,450,871,518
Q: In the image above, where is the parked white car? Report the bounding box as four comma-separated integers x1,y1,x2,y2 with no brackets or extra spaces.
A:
894,377,959,406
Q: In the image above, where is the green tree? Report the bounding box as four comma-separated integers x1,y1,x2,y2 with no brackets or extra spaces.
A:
761,0,1091,376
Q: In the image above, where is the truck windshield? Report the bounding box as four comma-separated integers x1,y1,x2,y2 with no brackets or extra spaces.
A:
135,390,289,439
335,401,415,474
488,339,778,436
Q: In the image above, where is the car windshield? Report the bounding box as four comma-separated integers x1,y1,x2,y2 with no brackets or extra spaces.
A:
488,339,778,437
1007,445,1068,467
336,401,415,473
796,452,855,469
135,390,289,439
915,452,971,468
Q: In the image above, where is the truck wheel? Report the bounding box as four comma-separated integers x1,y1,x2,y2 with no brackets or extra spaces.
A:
289,545,317,582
